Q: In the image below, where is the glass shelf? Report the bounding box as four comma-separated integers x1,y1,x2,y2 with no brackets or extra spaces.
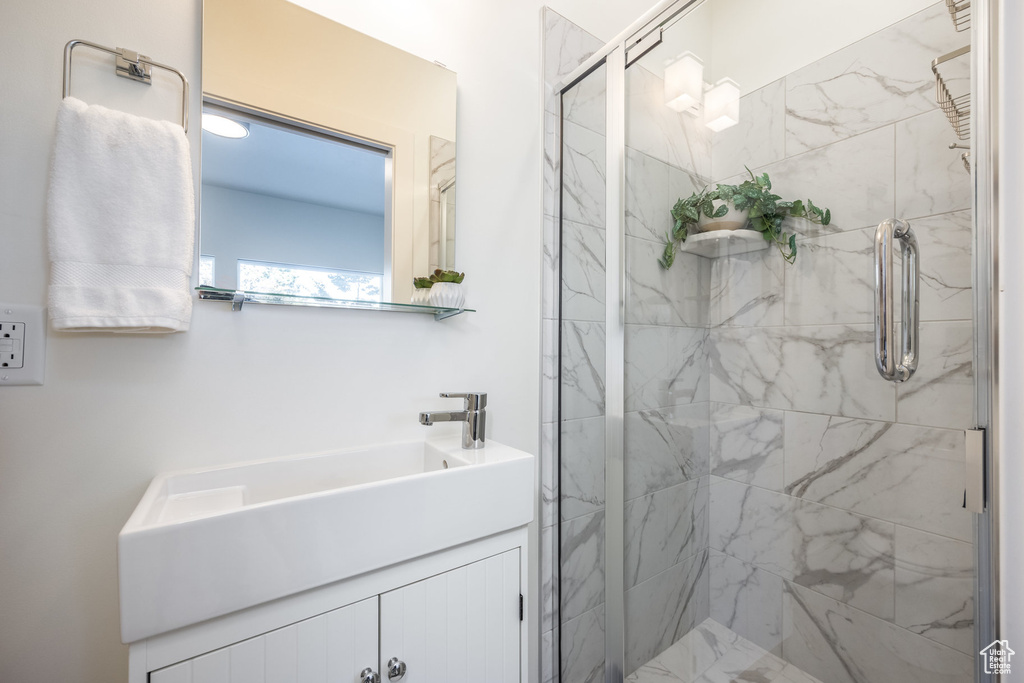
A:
196,286,474,320
677,229,770,258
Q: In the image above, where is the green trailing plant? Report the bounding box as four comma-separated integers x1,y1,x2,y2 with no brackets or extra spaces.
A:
414,269,465,289
659,169,831,267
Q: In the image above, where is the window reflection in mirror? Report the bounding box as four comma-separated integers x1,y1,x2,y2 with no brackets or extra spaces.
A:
199,105,391,302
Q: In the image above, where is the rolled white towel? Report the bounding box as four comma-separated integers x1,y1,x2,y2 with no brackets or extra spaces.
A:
47,97,195,333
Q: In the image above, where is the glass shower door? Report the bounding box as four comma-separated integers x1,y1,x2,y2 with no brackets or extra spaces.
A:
558,60,610,683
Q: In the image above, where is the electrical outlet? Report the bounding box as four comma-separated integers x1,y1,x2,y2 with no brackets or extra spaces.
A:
0,321,25,368
0,304,45,386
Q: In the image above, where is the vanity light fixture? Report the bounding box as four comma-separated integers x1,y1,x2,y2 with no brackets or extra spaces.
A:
664,52,704,114
703,78,741,132
201,113,249,139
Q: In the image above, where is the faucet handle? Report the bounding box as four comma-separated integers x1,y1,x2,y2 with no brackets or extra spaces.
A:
439,392,487,410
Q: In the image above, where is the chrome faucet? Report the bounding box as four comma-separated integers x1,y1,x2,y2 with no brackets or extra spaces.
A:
419,392,487,449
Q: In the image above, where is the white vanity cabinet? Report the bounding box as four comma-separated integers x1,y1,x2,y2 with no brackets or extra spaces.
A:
150,597,379,683
134,533,526,683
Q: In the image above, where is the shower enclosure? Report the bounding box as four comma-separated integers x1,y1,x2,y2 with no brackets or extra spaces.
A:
542,0,998,681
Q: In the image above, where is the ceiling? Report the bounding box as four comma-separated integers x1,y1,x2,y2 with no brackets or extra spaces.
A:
201,113,387,216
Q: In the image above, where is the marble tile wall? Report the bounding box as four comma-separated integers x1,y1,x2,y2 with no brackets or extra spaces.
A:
543,9,605,683
705,4,976,683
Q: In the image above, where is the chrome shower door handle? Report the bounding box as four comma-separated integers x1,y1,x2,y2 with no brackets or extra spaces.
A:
874,218,920,383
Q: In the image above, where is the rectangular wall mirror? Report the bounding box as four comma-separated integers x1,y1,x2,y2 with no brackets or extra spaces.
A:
200,0,457,308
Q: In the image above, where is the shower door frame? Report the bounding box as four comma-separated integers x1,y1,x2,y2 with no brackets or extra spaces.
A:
554,0,1002,680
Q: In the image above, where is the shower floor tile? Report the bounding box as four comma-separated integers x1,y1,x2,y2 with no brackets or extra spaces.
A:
626,618,823,683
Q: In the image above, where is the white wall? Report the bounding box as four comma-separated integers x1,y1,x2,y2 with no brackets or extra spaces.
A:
201,184,386,289
0,0,652,682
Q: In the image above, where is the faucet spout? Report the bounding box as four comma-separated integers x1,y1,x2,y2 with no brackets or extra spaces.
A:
419,410,469,425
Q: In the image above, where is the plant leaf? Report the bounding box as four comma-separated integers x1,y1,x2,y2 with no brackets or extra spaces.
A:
713,203,729,218
659,242,675,269
823,208,831,225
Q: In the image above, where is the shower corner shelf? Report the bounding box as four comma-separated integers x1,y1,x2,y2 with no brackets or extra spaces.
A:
677,230,769,258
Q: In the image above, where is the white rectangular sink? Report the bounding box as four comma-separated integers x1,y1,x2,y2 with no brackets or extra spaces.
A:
118,437,533,643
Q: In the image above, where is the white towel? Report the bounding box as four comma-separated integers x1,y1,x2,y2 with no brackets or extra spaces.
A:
47,97,195,333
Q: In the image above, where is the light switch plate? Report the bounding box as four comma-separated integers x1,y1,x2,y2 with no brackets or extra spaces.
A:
0,303,46,386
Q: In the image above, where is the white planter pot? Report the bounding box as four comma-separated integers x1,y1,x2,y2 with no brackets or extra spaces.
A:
428,282,465,308
696,200,750,232
411,288,432,305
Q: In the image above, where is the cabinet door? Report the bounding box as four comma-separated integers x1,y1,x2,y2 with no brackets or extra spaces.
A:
150,596,379,683
379,549,520,683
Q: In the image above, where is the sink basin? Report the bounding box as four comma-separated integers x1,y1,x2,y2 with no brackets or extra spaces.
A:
118,437,534,643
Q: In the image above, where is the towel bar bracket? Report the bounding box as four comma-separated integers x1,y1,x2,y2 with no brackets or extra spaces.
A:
115,49,153,85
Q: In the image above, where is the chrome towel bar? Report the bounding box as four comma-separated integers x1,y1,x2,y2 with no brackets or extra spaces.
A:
874,218,919,383
62,39,190,132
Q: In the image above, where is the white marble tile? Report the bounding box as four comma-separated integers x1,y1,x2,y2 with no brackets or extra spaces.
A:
625,403,710,501
784,412,972,542
543,213,559,320
709,248,785,328
627,237,709,327
542,628,557,683
626,64,712,180
783,227,875,326
541,422,557,528
562,119,606,229
713,79,787,182
784,3,962,154
895,526,974,655
541,523,557,633
896,321,973,430
895,109,972,219
544,109,560,220
709,550,784,656
562,219,606,322
709,325,897,422
542,318,558,423
710,403,784,491
561,509,605,623
903,210,972,322
564,62,607,135
777,663,825,683
625,478,709,588
561,320,606,421
626,148,671,242
782,580,974,683
626,658,686,683
626,325,709,412
694,635,787,683
626,550,710,674
757,126,895,236
653,619,739,683
543,8,603,93
561,416,605,521
562,606,605,683
710,478,896,621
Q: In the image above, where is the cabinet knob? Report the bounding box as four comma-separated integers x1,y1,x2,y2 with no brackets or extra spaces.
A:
387,657,407,681
359,667,381,683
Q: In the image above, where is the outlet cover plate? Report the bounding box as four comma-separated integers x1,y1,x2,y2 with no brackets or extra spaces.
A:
0,303,46,386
